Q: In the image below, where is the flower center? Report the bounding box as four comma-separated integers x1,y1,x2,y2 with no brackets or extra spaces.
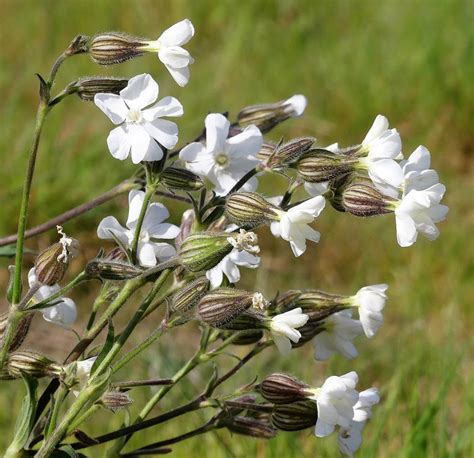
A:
215,152,230,169
127,109,143,124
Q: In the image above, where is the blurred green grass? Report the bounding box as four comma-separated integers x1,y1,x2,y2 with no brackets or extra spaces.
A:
0,0,473,456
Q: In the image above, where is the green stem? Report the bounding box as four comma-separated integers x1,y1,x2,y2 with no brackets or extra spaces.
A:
44,385,68,439
131,183,156,264
91,270,171,379
66,404,101,435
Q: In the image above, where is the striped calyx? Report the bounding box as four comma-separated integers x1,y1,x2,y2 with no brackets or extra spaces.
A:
160,167,204,191
197,288,256,327
265,137,316,170
296,149,356,183
34,243,68,286
170,277,210,313
342,183,395,217
2,351,62,380
272,400,318,431
89,32,149,65
225,192,279,226
260,373,311,404
0,312,33,353
178,233,233,272
221,416,277,439
85,259,143,281
71,77,128,101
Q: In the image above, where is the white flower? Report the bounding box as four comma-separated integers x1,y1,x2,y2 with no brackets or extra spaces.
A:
28,269,77,328
312,310,364,361
401,145,441,194
72,357,97,396
338,388,380,457
283,94,307,117
304,143,339,197
312,371,360,437
206,249,260,288
143,19,195,87
270,196,326,256
394,183,448,247
269,308,309,355
180,113,263,196
358,115,403,197
351,284,388,338
94,73,183,163
97,190,180,267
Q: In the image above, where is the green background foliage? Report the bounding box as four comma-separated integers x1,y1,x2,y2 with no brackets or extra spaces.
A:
0,0,473,456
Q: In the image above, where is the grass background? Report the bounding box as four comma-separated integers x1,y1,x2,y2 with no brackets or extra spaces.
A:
0,0,473,456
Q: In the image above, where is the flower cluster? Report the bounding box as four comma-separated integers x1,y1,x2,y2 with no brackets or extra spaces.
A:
1,16,449,458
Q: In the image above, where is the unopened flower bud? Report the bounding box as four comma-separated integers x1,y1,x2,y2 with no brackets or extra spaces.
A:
4,351,61,380
198,289,258,327
222,311,266,331
238,95,307,133
342,183,395,217
71,77,128,101
100,391,133,412
274,290,302,312
85,259,143,281
260,373,311,404
272,400,318,431
296,290,346,310
256,142,277,162
0,312,33,353
88,32,148,65
160,167,204,191
296,150,356,183
225,192,279,226
105,247,128,262
222,416,277,439
265,137,316,170
179,233,234,272
170,277,210,313
221,329,264,345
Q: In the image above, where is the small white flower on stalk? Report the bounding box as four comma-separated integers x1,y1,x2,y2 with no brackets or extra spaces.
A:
94,73,183,163
304,143,339,197
338,388,380,457
401,145,441,194
141,19,195,87
393,183,448,247
312,310,364,361
270,196,326,257
206,228,261,288
97,190,180,267
28,268,77,328
357,115,404,197
269,308,309,355
180,113,263,196
283,94,307,117
310,371,360,437
349,284,388,338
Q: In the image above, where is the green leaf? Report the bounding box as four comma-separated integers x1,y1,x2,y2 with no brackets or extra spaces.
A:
4,375,38,458
91,319,115,376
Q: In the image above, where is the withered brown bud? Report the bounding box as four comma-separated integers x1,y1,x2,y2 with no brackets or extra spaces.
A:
88,32,148,65
341,183,395,217
100,391,133,412
225,192,280,226
272,400,318,431
198,289,257,327
260,373,311,404
161,167,204,191
0,312,33,353
170,277,210,313
222,416,277,439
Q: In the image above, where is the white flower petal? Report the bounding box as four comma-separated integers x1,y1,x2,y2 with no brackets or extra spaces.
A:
180,142,206,162
206,263,224,288
164,65,191,87
42,297,77,327
94,93,128,125
137,242,157,267
107,125,131,160
362,114,389,145
97,216,128,244
159,46,193,69
158,19,195,47
143,96,184,120
143,119,179,149
153,242,176,261
272,334,292,355
127,124,163,163
126,190,145,229
120,74,158,110
284,94,307,116
205,113,230,154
